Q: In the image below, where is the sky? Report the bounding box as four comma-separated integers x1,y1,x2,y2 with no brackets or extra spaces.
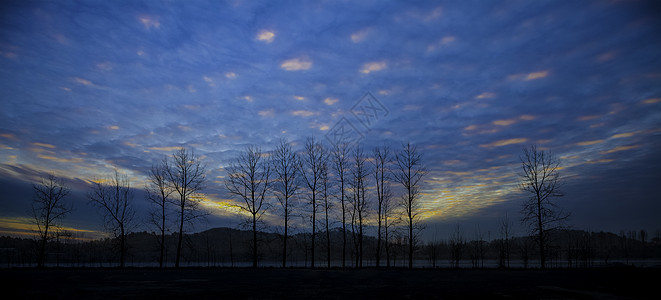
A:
1,0,660,241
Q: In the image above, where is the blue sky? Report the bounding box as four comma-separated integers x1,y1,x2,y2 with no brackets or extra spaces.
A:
1,0,660,239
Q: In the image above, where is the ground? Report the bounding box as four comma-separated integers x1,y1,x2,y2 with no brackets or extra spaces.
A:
1,267,658,299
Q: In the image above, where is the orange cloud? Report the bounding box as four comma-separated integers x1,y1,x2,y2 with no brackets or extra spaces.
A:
480,138,528,148
642,98,660,104
475,92,495,99
600,145,640,154
611,131,639,139
32,142,56,149
576,139,604,146
37,155,83,163
525,71,549,80
578,115,601,121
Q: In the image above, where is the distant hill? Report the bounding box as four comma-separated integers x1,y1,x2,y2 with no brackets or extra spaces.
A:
1,227,659,268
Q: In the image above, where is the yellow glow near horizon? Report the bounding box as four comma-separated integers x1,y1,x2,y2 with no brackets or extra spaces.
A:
0,216,101,240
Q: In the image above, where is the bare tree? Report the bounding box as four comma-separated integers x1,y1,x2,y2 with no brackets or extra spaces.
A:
88,170,135,267
330,142,350,268
321,159,332,268
164,148,207,268
225,145,271,268
298,137,325,268
449,225,465,268
372,144,391,267
519,144,569,269
349,146,369,268
32,174,72,268
382,183,396,267
392,142,427,269
146,163,174,268
499,213,513,268
271,139,300,267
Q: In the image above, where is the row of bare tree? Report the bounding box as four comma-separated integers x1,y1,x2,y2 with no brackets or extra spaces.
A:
31,142,570,269
222,138,427,268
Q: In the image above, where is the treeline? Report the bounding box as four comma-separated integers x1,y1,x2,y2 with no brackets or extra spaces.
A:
2,228,660,268
25,140,660,269
30,138,427,269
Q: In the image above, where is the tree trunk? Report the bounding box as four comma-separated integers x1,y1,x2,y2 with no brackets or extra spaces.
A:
283,211,288,268
311,194,316,268
175,202,184,268
253,213,257,268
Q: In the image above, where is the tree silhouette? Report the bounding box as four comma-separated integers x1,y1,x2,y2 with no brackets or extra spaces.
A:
330,142,350,268
519,144,569,269
164,148,207,268
392,142,426,269
32,173,72,268
349,146,369,267
298,137,325,268
88,170,135,267
372,144,391,267
226,145,271,268
271,139,300,267
145,163,174,268
321,159,332,268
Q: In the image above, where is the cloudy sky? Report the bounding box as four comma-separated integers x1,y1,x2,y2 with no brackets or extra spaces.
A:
1,0,660,240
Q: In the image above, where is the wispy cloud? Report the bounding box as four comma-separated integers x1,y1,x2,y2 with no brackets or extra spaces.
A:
281,58,312,71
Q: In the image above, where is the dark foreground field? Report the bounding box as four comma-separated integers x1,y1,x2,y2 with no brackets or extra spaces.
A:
1,267,658,299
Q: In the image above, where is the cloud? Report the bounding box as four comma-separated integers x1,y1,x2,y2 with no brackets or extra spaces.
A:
139,15,160,30
508,70,550,81
258,109,275,117
291,110,317,117
576,139,604,146
37,154,83,163
611,131,640,139
256,30,275,43
323,97,338,105
351,28,371,43
72,77,93,86
280,58,312,71
642,98,660,104
360,61,387,74
148,146,182,152
475,92,495,99
480,138,528,148
32,142,56,149
600,145,640,154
